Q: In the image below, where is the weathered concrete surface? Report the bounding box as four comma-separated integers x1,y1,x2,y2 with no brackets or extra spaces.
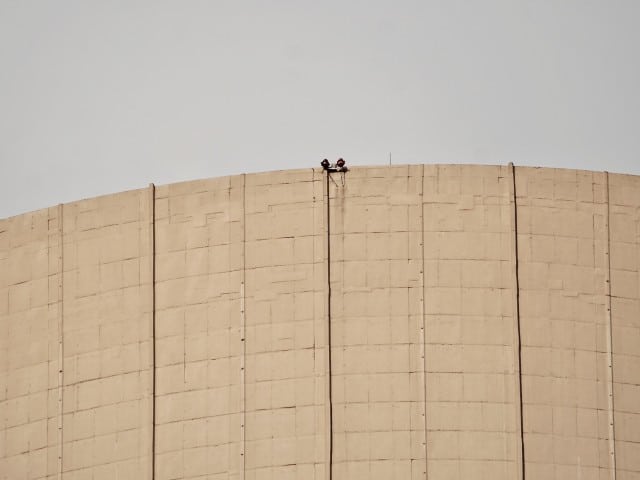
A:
0,164,638,479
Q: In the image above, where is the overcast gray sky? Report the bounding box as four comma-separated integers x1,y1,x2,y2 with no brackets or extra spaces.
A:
1,0,639,218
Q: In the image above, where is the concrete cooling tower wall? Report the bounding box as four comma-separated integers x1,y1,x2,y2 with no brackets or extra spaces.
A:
1,164,639,480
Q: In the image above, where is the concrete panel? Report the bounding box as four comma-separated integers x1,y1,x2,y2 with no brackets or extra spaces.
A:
609,173,640,480
0,207,60,480
422,165,519,480
329,165,425,480
60,189,153,480
516,167,612,480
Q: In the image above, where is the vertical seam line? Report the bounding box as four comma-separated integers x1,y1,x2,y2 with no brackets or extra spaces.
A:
149,184,156,480
57,203,64,480
325,171,333,480
604,171,617,480
508,163,525,480
240,174,246,480
420,165,428,480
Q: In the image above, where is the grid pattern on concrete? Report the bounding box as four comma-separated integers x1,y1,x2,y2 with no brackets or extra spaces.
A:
328,165,425,479
609,173,640,479
1,164,639,480
422,165,519,480
243,170,326,479
516,168,614,479
153,177,244,480
60,191,153,479
0,208,57,479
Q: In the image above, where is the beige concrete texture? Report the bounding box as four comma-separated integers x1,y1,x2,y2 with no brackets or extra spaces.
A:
0,164,638,480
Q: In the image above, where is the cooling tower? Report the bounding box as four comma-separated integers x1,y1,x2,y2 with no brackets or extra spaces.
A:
1,164,639,480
